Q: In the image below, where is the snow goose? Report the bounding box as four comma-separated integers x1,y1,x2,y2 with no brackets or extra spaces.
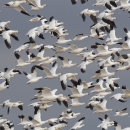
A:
57,96,69,108
104,77,120,91
13,42,29,53
98,114,114,129
91,79,114,92
70,117,85,130
56,36,72,44
109,28,122,42
35,61,62,79
71,0,88,4
26,41,43,50
35,87,63,103
53,45,70,54
14,52,30,67
124,27,130,38
67,79,89,98
78,58,93,73
121,85,130,98
86,98,100,110
81,81,94,90
18,115,31,126
79,9,99,23
29,0,47,11
0,30,19,49
118,54,130,63
23,65,43,84
38,56,57,67
0,115,8,124
89,28,106,40
116,61,130,71
105,37,118,45
91,67,115,79
0,80,9,92
68,44,88,54
94,99,113,113
93,0,104,6
1,100,23,114
26,27,44,43
98,55,119,67
0,21,11,30
118,0,130,11
3,1,32,16
29,15,45,22
110,93,126,102
29,102,53,111
58,56,77,68
73,34,88,41
117,38,130,50
114,108,128,116
69,97,85,107
114,121,130,130
59,73,78,90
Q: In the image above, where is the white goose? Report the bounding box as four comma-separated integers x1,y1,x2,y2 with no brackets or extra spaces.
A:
94,99,113,113
23,66,43,84
114,121,130,130
68,44,88,54
109,29,122,42
110,93,126,102
0,80,9,92
89,29,107,40
70,117,85,130
14,52,30,67
58,56,77,68
35,62,61,79
29,0,47,11
78,58,94,73
3,1,32,16
56,36,72,44
70,97,85,107
53,45,70,54
0,30,19,49
115,108,128,116
29,15,44,22
73,34,88,41
67,79,89,98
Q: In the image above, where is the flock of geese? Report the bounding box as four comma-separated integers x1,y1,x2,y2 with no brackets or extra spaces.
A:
1,0,130,130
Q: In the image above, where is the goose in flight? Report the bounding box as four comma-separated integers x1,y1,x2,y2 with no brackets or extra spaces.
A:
89,29,107,40
58,56,77,68
71,0,88,5
35,61,62,79
78,58,94,73
18,115,32,126
38,56,57,67
29,15,45,22
23,65,43,84
77,50,97,60
91,67,115,79
79,9,99,23
121,85,130,98
114,108,128,116
29,102,53,111
26,26,44,43
35,87,64,103
14,52,30,67
69,97,85,107
73,34,88,41
59,73,78,90
13,42,29,53
0,30,19,49
3,1,32,16
68,44,88,54
56,36,72,44
116,36,130,50
0,21,11,31
114,121,130,130
67,79,89,98
118,54,130,63
109,28,122,42
1,100,23,114
53,45,70,54
29,0,47,11
94,99,113,113
110,93,126,102
0,80,10,92
70,117,85,130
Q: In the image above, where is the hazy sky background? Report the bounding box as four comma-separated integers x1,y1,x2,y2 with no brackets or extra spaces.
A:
0,0,130,130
